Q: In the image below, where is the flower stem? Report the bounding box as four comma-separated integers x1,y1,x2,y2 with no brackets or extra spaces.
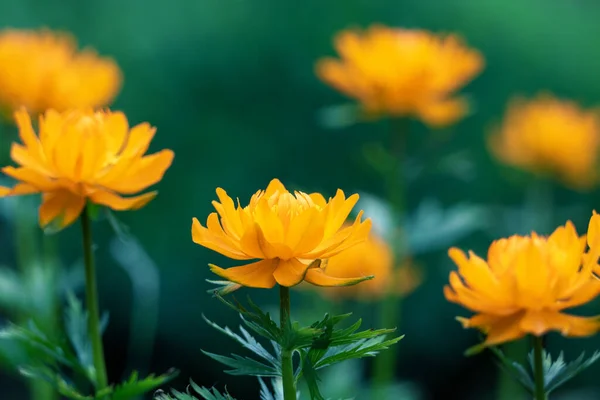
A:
279,286,295,400
81,205,108,392
533,336,547,400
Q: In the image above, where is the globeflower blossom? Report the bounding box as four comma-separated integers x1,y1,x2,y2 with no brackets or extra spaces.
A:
444,212,600,347
489,93,600,188
0,108,174,228
0,28,121,116
316,25,484,127
192,179,372,288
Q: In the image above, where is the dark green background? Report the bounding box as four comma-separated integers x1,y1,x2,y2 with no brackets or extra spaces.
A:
1,0,600,398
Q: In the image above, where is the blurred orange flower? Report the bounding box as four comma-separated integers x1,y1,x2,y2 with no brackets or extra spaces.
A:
192,179,372,288
0,108,174,228
0,29,121,116
320,231,422,301
444,212,600,347
489,94,600,188
316,25,484,127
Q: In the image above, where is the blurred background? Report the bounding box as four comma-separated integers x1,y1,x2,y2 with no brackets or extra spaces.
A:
1,0,600,399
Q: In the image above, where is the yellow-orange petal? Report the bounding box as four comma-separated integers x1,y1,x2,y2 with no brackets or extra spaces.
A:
481,314,525,346
39,191,84,228
304,268,373,287
520,310,600,337
191,216,251,260
88,189,156,211
0,183,40,197
102,150,174,194
273,258,310,287
209,259,278,289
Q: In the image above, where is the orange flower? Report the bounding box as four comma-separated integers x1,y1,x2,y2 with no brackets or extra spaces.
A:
0,29,121,116
320,231,422,301
489,93,600,188
316,25,484,127
192,179,372,288
444,212,600,347
0,108,174,228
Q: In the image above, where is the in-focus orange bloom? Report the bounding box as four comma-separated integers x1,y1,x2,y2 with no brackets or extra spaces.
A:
316,25,484,127
320,230,422,301
0,108,174,228
444,212,600,347
0,29,121,116
489,93,600,188
192,179,372,288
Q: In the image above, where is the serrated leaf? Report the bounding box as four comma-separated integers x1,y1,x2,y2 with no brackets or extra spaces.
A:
112,369,179,400
202,350,279,377
489,346,534,392
258,377,280,400
299,350,325,400
530,350,600,394
203,315,279,367
154,380,237,400
312,335,403,370
18,365,92,400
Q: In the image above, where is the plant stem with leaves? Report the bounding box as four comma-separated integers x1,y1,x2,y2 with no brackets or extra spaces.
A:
532,336,547,400
81,205,108,392
280,286,296,400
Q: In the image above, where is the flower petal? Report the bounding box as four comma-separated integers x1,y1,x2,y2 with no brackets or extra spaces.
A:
191,216,251,260
273,258,310,287
304,268,373,287
209,259,278,289
88,189,156,211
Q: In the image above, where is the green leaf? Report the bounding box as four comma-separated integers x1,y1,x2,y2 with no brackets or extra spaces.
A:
202,350,279,377
63,293,96,384
299,350,325,400
312,335,403,370
213,294,281,342
532,350,600,394
489,346,534,392
18,365,92,400
205,279,242,296
490,345,600,395
112,369,179,400
257,377,280,400
154,380,237,400
203,315,279,367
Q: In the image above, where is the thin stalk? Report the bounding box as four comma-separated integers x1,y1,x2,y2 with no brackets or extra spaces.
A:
81,205,108,392
532,336,547,400
372,118,409,391
279,286,295,400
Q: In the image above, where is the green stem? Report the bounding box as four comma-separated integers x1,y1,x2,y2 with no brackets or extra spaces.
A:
533,336,547,400
279,286,296,400
373,293,401,386
81,205,108,392
372,118,409,392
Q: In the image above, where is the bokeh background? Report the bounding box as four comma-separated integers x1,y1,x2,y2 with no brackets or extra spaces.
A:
1,0,600,399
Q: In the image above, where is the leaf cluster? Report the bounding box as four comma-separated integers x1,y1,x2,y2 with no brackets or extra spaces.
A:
0,293,176,399
491,346,600,395
197,294,402,399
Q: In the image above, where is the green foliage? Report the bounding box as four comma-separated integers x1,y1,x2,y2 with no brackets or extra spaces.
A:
0,294,176,399
491,346,600,395
203,294,402,399
154,380,237,400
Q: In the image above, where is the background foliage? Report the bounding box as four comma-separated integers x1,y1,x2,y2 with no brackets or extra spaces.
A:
1,0,600,398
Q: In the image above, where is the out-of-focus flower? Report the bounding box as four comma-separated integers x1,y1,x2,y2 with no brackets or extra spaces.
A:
0,108,174,228
489,93,600,188
319,230,422,301
0,29,121,116
316,25,484,127
444,212,600,347
192,179,372,288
